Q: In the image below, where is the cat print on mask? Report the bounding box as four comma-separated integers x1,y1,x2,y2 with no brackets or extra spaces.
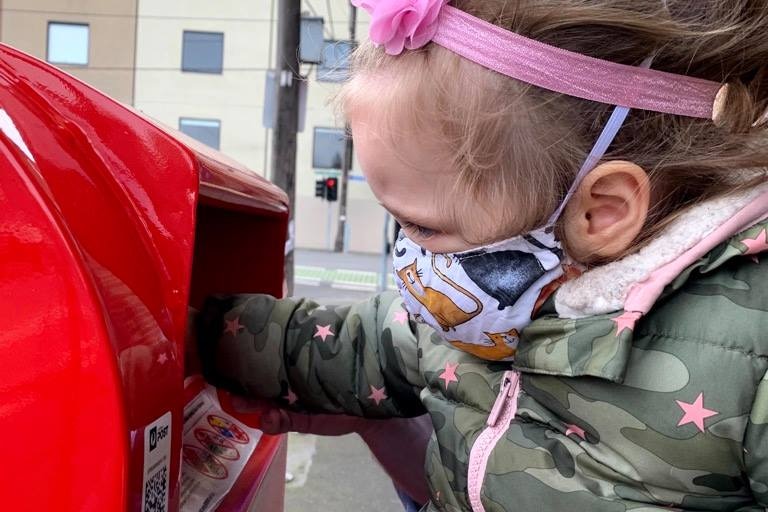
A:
456,249,546,310
396,255,483,331
449,328,520,361
393,229,564,360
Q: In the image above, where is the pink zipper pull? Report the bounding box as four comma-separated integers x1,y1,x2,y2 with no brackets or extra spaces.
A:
487,371,520,427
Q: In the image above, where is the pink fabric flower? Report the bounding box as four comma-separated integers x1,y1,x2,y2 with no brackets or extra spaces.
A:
353,0,448,55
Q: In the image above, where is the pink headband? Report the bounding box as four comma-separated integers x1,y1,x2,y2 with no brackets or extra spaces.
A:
352,0,724,119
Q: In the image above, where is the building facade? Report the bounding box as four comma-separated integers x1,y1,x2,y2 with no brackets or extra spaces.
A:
1,0,385,253
0,0,138,105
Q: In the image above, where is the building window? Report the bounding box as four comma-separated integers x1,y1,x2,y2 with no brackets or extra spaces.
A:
312,127,346,169
47,22,89,66
179,118,221,150
317,40,353,83
182,31,224,74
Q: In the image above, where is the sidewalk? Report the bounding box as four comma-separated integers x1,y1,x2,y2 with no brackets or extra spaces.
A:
285,432,405,512
287,249,408,512
295,249,396,292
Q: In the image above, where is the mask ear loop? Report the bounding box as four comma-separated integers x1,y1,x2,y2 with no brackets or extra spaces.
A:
544,56,655,234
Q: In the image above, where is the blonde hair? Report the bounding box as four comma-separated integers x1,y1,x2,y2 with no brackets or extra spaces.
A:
340,0,768,260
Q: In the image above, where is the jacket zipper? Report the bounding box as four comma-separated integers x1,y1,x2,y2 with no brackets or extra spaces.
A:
467,370,521,512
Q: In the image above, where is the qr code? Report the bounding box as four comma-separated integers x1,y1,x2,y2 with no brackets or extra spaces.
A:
144,465,168,512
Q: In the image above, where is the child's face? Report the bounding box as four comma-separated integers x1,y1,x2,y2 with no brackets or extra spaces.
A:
351,106,521,254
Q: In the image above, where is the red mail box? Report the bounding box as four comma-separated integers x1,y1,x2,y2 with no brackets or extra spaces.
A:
0,44,289,511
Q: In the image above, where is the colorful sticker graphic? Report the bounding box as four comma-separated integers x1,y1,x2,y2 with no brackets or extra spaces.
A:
194,428,240,461
207,414,249,444
182,444,228,480
181,385,264,512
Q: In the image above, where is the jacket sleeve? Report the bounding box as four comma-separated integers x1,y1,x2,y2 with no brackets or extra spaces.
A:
742,367,768,506
197,291,428,418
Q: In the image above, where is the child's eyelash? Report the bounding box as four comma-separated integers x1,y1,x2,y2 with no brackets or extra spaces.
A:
402,221,438,239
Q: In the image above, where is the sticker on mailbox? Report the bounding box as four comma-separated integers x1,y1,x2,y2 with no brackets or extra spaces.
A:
142,411,172,512
180,385,262,512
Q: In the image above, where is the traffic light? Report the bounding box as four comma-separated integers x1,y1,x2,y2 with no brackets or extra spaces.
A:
314,177,338,201
325,177,338,201
315,178,326,198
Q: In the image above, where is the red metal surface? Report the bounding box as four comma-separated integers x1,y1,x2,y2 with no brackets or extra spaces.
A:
0,44,288,511
231,435,288,512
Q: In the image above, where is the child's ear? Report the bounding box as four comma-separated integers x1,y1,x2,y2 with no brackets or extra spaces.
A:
563,161,650,262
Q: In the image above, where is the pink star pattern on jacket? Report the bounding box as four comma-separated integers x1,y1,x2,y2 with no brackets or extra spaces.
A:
157,353,168,365
368,385,388,405
612,311,642,336
314,324,335,342
564,423,586,440
439,362,459,389
741,228,768,254
284,388,298,405
676,392,718,432
224,316,244,336
393,310,409,325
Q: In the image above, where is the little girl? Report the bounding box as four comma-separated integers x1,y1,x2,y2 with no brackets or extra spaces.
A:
195,0,768,510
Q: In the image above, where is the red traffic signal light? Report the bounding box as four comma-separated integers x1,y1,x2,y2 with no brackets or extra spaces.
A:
325,177,338,201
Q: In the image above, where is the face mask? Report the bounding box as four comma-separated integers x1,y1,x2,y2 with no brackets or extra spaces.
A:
391,81,647,360
393,227,564,360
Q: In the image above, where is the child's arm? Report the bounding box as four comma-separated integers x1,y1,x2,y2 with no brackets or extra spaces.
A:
196,291,428,418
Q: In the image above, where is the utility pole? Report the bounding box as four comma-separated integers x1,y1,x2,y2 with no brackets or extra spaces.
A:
271,0,301,294
333,2,357,252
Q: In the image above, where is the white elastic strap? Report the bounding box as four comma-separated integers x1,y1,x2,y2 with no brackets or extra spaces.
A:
546,56,654,227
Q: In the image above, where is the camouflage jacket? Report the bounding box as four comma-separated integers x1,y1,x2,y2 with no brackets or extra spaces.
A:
199,214,768,511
